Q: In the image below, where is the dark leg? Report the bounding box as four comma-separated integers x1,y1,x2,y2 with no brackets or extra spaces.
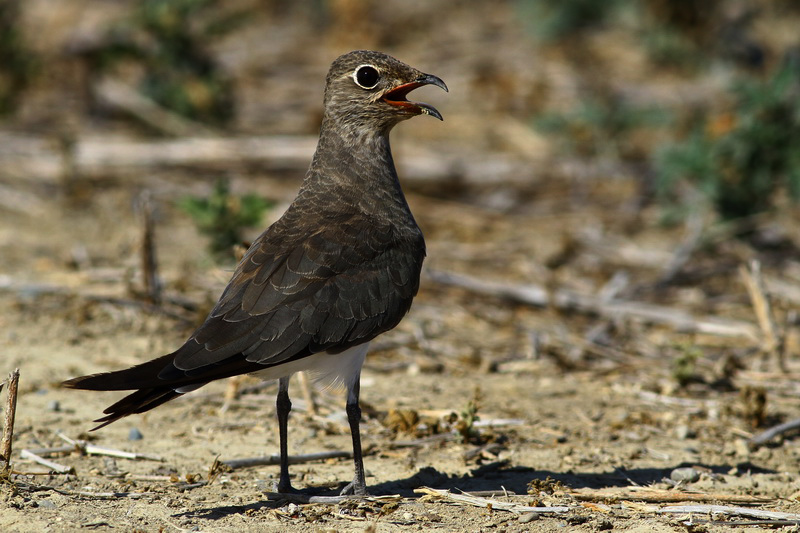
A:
340,376,368,496
276,376,294,493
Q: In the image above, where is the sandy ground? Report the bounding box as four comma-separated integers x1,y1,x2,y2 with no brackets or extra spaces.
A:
2,179,800,533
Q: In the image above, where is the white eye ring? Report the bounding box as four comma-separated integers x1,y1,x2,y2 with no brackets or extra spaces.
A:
353,64,381,89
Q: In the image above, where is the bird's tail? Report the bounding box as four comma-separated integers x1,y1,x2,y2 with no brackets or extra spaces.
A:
62,353,188,430
63,351,263,430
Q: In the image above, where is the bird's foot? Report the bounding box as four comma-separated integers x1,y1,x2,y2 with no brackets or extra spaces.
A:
339,479,369,497
275,480,301,494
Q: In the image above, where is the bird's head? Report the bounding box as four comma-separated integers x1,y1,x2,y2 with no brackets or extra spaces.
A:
322,50,448,134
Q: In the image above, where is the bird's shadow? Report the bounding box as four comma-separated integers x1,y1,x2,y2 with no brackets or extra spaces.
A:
173,459,774,521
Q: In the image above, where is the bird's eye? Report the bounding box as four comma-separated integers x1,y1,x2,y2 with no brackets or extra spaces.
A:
354,65,380,89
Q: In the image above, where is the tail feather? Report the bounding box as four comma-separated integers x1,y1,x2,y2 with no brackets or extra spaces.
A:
63,353,178,391
90,387,182,430
62,351,267,429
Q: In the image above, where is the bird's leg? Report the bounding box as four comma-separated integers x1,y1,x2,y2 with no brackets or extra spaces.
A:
340,376,369,496
276,376,295,493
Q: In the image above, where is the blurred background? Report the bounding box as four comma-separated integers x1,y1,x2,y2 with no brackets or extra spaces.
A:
2,0,800,248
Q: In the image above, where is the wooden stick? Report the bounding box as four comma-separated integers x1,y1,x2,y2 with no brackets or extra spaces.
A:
22,445,75,456
740,260,785,370
414,487,570,514
0,131,534,190
703,520,800,527
51,488,157,500
748,417,800,448
427,269,759,340
56,433,163,462
19,450,74,474
264,492,401,505
94,78,216,138
297,372,318,417
1,368,20,474
222,450,352,470
569,487,768,504
657,504,800,521
136,190,161,305
464,489,517,497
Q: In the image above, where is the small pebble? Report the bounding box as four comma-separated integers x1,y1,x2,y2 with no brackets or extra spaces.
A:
670,467,700,483
519,512,539,523
674,424,695,439
47,400,61,412
36,500,57,510
402,512,414,521
596,517,614,530
128,427,144,441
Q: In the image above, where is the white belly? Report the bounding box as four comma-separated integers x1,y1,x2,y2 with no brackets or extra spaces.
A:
249,342,369,392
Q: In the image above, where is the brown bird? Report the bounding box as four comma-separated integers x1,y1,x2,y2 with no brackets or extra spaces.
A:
63,50,446,497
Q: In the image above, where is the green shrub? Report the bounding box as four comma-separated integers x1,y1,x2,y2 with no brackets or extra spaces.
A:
535,96,671,159
179,178,272,259
0,0,36,115
95,0,246,126
515,0,624,41
655,64,800,221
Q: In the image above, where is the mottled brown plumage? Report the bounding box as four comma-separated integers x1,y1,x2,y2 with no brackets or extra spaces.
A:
63,50,446,497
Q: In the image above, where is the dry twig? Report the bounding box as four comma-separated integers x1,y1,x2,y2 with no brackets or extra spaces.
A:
657,504,800,521
19,450,74,474
427,269,759,340
748,417,800,448
222,450,353,470
94,78,216,137
297,371,318,416
264,492,401,505
740,260,785,370
136,190,161,304
569,486,768,504
414,487,570,514
1,369,20,474
57,433,163,462
0,132,533,190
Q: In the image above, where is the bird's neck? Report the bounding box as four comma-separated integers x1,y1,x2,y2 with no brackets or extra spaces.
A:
303,119,411,216
313,117,396,177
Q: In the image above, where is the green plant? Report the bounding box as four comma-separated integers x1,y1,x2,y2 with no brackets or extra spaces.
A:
454,388,482,444
670,343,703,387
95,0,246,126
179,178,272,259
515,0,624,41
535,96,671,159
641,25,703,70
655,63,800,221
0,0,36,115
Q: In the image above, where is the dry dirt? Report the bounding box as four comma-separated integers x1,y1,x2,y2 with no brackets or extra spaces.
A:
3,178,800,533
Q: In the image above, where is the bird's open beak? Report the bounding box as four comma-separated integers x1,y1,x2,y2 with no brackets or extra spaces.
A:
382,74,448,120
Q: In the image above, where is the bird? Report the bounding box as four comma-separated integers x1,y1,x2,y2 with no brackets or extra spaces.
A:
63,50,447,497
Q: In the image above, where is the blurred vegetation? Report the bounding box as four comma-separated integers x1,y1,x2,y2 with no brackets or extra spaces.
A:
655,62,800,222
516,0,762,71
670,343,703,388
178,178,272,259
0,0,36,115
534,96,671,160
515,0,624,41
91,0,246,126
454,388,482,444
